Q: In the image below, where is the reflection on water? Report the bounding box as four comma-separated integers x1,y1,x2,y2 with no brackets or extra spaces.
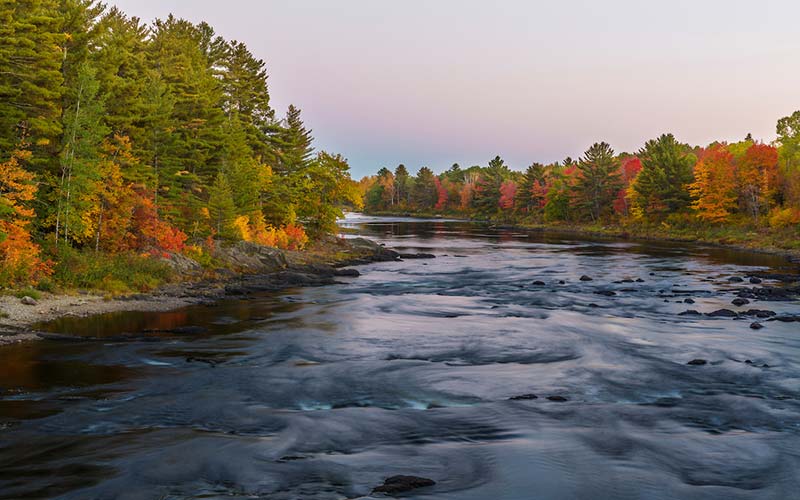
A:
1,215,799,499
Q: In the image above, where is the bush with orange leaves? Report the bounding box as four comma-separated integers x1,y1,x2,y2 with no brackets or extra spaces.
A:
0,146,52,286
231,213,308,251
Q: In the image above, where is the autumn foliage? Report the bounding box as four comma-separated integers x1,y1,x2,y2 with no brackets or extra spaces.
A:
0,146,52,285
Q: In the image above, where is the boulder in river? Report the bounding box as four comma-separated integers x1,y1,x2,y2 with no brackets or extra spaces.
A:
687,359,708,366
684,298,695,304
731,298,750,307
750,322,764,330
594,290,616,296
749,277,763,284
706,309,738,318
580,275,593,281
372,475,436,495
532,280,546,286
547,395,568,402
679,309,702,316
728,276,744,283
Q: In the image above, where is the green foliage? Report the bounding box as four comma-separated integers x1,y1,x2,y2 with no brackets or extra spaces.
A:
412,167,437,210
575,142,621,222
630,134,695,219
473,156,511,217
51,245,174,294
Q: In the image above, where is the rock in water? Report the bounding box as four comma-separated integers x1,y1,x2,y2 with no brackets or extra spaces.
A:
706,309,738,318
579,275,593,281
687,359,707,366
750,322,764,330
20,296,38,306
532,280,546,286
547,395,568,402
509,393,538,400
372,475,436,495
731,298,750,306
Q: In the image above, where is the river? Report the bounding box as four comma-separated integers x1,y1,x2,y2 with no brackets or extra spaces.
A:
1,214,799,499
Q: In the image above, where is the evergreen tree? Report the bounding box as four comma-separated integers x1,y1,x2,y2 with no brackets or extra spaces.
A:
515,162,546,214
575,142,621,222
394,164,409,206
412,167,437,210
0,0,64,161
269,104,313,176
473,156,511,217
629,134,695,219
207,172,237,239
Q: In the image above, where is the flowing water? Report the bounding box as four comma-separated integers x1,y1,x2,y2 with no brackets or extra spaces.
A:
1,215,800,499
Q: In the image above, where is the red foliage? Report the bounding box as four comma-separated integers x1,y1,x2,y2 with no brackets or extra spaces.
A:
614,157,642,215
130,195,187,255
499,180,517,210
434,177,448,210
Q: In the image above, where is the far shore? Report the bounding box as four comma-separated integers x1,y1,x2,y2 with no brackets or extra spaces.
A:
362,211,800,263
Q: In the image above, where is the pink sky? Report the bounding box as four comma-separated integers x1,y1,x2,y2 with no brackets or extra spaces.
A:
112,0,800,177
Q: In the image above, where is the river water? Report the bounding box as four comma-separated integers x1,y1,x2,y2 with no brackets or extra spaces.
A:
1,215,799,499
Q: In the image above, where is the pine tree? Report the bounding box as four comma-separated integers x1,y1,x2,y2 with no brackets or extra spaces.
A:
269,104,314,176
473,156,511,217
575,142,621,222
207,172,237,239
629,134,695,219
412,167,437,210
515,162,546,215
0,0,64,160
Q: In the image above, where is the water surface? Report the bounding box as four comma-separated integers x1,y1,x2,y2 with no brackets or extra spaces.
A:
1,215,799,499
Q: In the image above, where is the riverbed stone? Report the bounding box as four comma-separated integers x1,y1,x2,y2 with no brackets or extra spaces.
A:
372,475,436,494
20,296,37,306
750,322,764,330
547,395,568,402
509,393,538,400
732,298,750,306
687,359,708,365
580,275,593,281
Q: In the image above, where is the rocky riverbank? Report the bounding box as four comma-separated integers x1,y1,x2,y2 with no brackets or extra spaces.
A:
0,236,401,345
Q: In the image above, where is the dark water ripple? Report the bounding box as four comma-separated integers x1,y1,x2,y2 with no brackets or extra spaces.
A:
1,215,799,499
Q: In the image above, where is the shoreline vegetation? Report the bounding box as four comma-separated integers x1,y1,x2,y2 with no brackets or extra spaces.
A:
364,210,800,261
1,2,364,330
359,121,800,262
0,235,399,345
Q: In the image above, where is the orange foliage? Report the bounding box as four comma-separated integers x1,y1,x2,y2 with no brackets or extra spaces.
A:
234,212,309,250
614,157,642,215
434,177,448,210
689,145,737,223
737,143,779,222
499,180,517,210
0,146,52,285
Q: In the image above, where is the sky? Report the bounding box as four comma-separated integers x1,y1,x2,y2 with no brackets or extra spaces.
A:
111,0,800,178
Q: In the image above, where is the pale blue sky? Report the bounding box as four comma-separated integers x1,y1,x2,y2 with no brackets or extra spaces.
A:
112,0,800,177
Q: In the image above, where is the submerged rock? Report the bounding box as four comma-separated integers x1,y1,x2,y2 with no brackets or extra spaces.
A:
509,393,538,400
750,322,764,330
728,276,744,283
398,252,436,259
679,310,702,316
532,280,546,286
547,395,568,402
372,475,436,495
731,298,750,307
684,298,695,304
579,275,593,281
594,290,617,296
749,277,763,284
687,359,708,366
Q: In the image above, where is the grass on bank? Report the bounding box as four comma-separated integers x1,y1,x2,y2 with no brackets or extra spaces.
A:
48,246,176,296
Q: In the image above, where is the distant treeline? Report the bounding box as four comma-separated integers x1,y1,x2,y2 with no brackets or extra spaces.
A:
360,117,800,233
0,1,360,287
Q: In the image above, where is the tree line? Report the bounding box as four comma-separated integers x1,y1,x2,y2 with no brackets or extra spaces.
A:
0,1,361,287
361,114,800,232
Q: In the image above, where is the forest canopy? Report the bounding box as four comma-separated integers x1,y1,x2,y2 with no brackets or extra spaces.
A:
0,1,361,287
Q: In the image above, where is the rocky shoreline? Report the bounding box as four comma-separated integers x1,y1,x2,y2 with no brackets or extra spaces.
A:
0,236,402,346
